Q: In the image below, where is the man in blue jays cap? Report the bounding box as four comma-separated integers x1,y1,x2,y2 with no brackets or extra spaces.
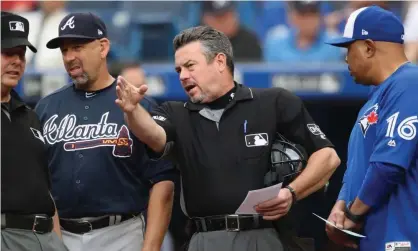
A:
325,5,418,251
36,12,177,251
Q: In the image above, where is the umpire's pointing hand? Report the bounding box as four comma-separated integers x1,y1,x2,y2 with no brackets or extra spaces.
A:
115,76,148,113
255,188,293,220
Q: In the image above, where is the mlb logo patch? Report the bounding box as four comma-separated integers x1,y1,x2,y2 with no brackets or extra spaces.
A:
9,21,25,32
245,133,269,147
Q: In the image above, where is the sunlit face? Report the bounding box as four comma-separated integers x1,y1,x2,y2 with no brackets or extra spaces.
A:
174,41,222,103
60,39,103,89
345,41,374,85
40,1,65,14
121,67,146,88
290,11,321,39
1,46,26,89
202,11,236,37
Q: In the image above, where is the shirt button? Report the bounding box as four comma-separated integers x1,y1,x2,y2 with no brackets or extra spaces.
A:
83,116,88,121
84,105,89,110
76,180,81,184
79,154,83,158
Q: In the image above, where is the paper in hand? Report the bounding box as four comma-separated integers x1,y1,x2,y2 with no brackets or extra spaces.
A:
235,183,283,214
313,213,366,238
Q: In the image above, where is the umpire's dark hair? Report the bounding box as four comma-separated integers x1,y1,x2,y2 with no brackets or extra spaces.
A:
173,25,234,75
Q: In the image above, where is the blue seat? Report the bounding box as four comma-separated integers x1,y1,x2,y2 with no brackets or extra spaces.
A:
92,10,142,62
123,1,198,61
65,1,121,10
236,1,260,31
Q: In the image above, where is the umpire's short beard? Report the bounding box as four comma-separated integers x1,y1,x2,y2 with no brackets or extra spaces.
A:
190,93,207,104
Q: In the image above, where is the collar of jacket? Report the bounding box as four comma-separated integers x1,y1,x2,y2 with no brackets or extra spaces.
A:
184,82,254,111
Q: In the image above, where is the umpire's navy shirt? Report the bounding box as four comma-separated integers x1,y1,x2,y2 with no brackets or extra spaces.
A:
150,83,334,217
35,82,178,218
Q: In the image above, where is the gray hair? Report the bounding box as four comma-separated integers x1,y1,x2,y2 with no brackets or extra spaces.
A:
173,26,234,75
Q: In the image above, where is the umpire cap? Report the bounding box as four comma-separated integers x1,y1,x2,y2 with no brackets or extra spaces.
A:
1,11,37,53
46,12,107,49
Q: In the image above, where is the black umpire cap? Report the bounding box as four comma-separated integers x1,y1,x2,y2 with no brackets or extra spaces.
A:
1,11,37,53
46,12,107,49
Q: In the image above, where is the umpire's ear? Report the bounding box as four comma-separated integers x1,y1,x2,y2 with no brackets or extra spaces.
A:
98,38,110,59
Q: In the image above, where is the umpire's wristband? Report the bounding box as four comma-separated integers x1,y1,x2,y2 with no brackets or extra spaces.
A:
285,185,297,206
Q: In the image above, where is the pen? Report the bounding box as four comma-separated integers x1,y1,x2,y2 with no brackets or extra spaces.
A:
244,120,247,134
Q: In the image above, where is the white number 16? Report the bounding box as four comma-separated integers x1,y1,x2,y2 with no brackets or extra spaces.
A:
386,112,418,140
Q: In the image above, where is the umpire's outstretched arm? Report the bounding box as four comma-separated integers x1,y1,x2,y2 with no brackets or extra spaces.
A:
116,76,167,153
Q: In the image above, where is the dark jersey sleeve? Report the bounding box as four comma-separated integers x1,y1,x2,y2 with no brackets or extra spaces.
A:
143,159,179,185
142,99,177,159
140,97,180,184
276,89,334,156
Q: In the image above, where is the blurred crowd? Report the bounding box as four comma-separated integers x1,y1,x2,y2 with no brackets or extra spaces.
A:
3,0,418,76
2,1,418,251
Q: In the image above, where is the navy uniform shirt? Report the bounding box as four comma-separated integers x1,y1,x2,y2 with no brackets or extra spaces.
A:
35,82,178,218
149,83,334,217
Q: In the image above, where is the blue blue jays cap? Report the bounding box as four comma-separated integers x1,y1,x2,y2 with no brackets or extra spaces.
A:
46,12,107,49
326,5,404,47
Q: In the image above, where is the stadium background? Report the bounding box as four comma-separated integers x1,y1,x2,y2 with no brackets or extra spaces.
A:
3,1,417,250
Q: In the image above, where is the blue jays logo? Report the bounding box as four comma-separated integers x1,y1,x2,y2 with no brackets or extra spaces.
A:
358,103,379,137
43,112,133,157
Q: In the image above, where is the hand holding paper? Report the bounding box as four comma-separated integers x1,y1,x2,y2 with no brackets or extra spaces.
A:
313,213,366,238
235,183,283,215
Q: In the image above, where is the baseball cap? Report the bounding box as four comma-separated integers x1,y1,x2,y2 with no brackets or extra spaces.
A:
1,11,37,53
289,1,321,13
202,0,235,15
46,12,107,49
326,5,404,47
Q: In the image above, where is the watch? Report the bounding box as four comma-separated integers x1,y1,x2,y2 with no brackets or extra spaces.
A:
344,201,365,224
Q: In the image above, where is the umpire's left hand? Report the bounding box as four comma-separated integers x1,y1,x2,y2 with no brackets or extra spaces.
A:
255,188,293,220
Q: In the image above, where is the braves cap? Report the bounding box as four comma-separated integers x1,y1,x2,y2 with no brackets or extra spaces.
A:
1,11,37,52
46,12,107,49
326,5,404,47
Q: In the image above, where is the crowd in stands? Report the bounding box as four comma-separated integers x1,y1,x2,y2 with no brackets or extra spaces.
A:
3,0,417,74
2,2,417,251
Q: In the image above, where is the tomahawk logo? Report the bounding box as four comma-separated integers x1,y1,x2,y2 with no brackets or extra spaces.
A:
43,112,133,157
61,16,75,30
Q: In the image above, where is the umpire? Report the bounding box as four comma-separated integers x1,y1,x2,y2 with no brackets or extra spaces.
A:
1,11,67,251
116,25,341,251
